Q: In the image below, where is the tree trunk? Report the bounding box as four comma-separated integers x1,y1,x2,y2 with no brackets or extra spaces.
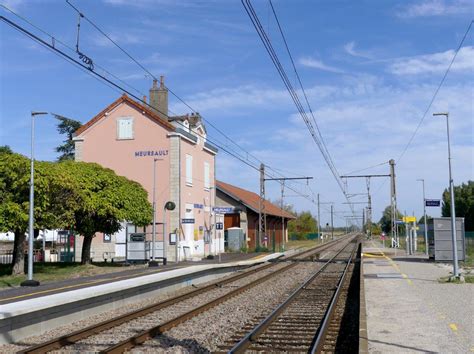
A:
11,230,26,275
81,234,94,264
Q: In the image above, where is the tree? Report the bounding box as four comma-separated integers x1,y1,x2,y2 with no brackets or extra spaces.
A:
0,151,76,274
0,145,13,154
442,181,474,231
288,211,318,239
61,162,153,264
379,205,404,235
54,115,82,162
271,199,296,215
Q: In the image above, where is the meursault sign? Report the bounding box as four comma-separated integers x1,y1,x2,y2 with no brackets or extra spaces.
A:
134,150,169,157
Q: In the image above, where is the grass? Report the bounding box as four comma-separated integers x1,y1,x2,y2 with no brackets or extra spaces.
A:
0,262,144,288
286,239,322,250
461,241,474,268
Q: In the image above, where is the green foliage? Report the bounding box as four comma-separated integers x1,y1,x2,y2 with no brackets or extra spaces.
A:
442,181,474,231
288,211,317,239
254,245,269,253
0,149,153,268
379,206,404,234
54,115,82,162
0,145,13,155
58,161,153,263
371,223,382,235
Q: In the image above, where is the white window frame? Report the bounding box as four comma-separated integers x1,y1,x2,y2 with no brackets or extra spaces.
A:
117,117,134,140
204,162,210,190
186,154,193,186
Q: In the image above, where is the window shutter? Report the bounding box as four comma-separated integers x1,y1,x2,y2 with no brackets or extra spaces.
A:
186,154,193,185
117,118,133,139
204,162,210,189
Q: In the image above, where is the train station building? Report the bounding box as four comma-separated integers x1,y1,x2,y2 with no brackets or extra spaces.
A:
73,78,219,262
215,180,295,250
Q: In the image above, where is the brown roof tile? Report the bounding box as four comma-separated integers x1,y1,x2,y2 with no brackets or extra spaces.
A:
216,180,296,219
75,94,176,136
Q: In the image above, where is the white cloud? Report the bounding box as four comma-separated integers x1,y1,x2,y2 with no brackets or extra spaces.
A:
0,0,25,11
298,57,346,74
343,41,373,59
397,0,473,18
389,46,474,75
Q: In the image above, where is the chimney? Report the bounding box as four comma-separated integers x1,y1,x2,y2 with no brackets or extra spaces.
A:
149,76,168,120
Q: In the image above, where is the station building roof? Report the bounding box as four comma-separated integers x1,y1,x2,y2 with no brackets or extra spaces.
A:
216,180,296,219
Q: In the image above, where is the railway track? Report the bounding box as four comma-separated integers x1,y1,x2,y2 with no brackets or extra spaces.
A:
222,238,359,353
19,235,354,354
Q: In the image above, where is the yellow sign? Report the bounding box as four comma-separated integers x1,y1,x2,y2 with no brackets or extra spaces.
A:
403,216,416,223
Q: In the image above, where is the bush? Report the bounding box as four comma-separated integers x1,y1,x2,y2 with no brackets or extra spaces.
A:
254,246,269,253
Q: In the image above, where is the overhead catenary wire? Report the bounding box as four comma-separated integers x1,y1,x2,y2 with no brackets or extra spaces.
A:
61,0,322,204
64,0,269,178
0,9,322,212
373,19,473,197
241,0,355,217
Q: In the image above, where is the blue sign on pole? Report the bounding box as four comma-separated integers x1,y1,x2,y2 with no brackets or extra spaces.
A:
212,207,235,214
425,199,441,207
181,218,195,224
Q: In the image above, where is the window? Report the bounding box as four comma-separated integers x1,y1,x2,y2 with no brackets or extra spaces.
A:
186,154,193,185
117,117,134,139
204,162,210,190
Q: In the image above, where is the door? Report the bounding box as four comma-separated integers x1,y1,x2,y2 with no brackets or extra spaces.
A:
184,203,194,246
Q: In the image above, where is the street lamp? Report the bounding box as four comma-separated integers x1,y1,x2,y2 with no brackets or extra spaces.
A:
416,179,429,256
150,158,163,267
162,200,175,265
433,112,459,278
21,111,48,287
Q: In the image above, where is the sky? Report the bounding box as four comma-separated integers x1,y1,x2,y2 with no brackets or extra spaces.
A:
0,0,473,227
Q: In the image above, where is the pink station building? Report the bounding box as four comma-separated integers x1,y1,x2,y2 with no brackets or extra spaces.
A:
73,78,220,262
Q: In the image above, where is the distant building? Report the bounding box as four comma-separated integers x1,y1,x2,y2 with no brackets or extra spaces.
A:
215,180,296,250
74,77,219,262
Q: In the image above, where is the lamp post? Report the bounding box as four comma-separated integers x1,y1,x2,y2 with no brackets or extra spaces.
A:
433,112,459,278
150,158,162,267
21,111,48,287
417,179,429,256
162,201,175,265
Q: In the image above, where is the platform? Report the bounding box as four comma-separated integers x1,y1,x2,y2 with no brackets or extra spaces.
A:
362,240,473,353
0,252,273,305
0,251,286,344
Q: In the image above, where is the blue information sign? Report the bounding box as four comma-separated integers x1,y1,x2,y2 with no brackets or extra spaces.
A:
181,218,195,224
425,199,441,207
213,207,235,214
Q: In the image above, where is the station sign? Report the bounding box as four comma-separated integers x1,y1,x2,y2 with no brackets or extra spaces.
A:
213,207,235,214
425,199,441,207
181,218,195,224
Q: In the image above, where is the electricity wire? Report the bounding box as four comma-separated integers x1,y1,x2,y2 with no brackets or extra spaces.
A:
0,10,322,212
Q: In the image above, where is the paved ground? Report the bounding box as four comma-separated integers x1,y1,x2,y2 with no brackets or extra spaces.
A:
0,252,270,304
363,240,473,353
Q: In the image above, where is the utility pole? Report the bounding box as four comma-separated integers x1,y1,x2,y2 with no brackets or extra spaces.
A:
390,159,398,247
258,163,265,249
417,179,429,256
330,204,334,240
341,170,392,244
280,182,284,250
317,194,321,240
433,112,459,279
262,175,313,250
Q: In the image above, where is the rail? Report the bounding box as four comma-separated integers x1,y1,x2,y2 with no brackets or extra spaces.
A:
228,239,358,353
18,235,352,354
